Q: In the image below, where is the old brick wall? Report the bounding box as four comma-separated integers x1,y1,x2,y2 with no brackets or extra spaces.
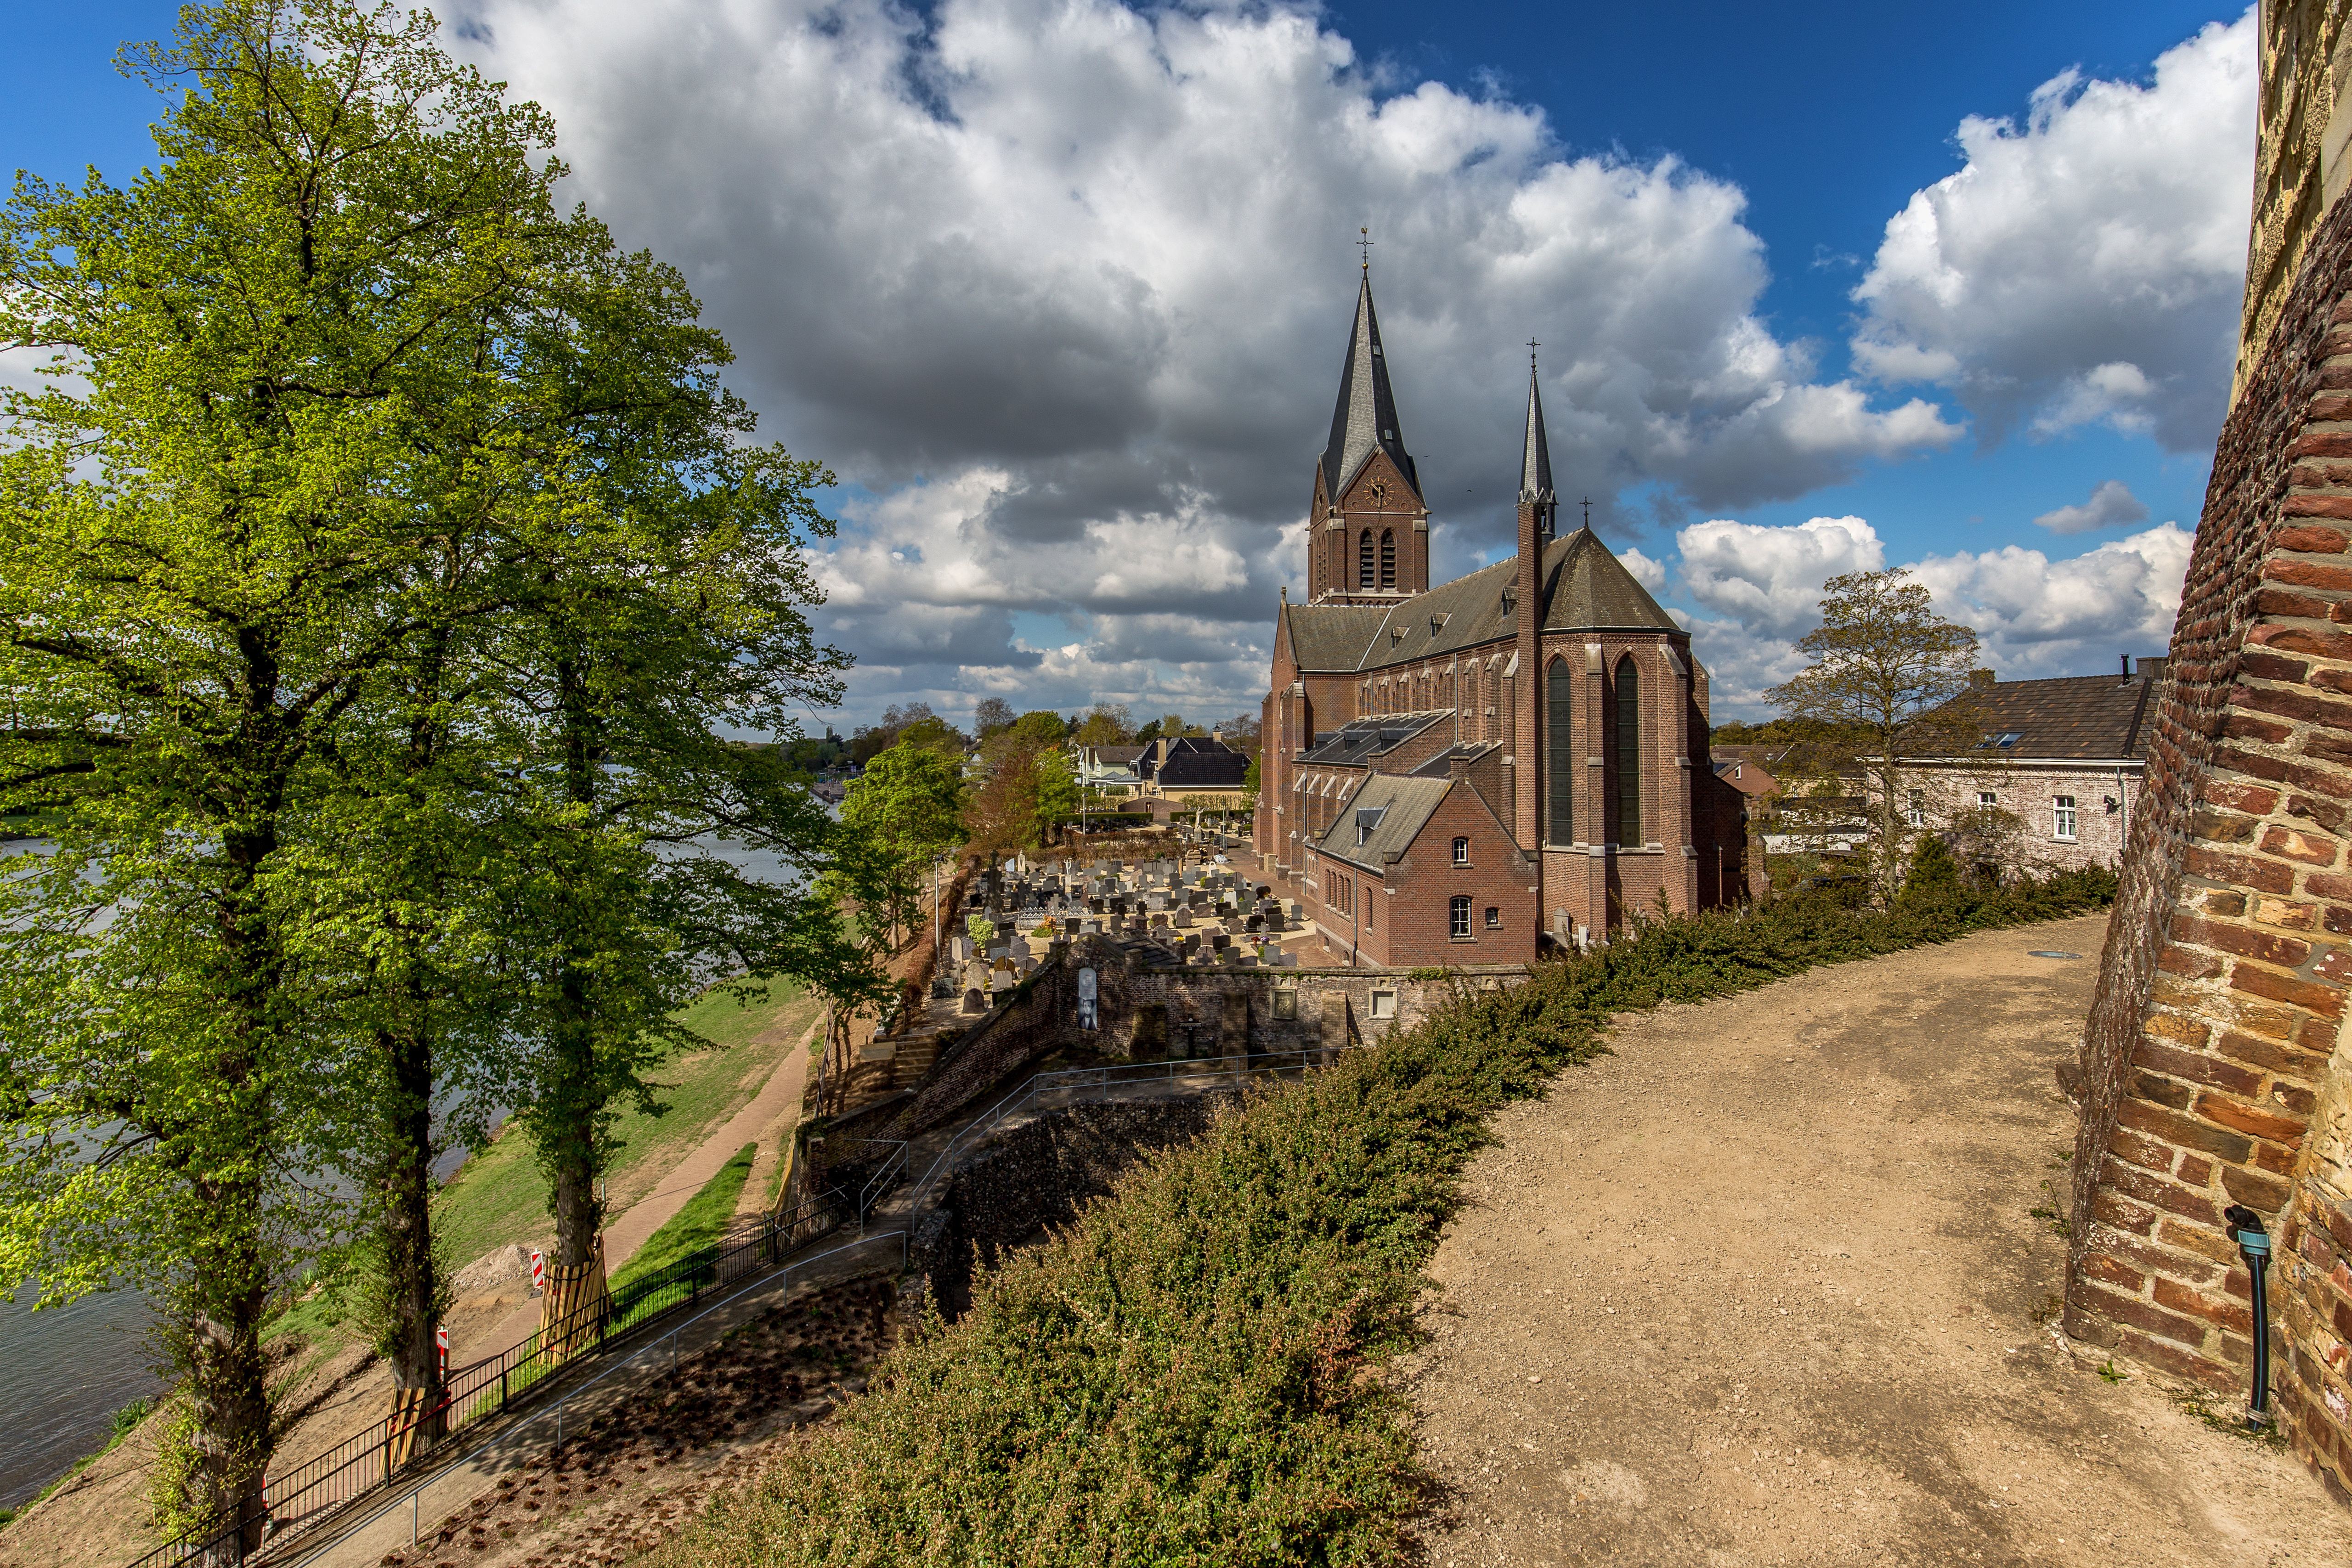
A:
2067,184,2352,1501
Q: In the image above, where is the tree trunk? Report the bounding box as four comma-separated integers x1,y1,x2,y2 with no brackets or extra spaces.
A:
547,656,606,1272
194,812,283,1552
377,1022,440,1395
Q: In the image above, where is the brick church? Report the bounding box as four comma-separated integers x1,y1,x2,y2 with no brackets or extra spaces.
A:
1255,271,1748,964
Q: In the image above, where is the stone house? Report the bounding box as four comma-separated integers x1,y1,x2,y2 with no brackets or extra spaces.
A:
1876,660,2162,875
1255,269,1748,959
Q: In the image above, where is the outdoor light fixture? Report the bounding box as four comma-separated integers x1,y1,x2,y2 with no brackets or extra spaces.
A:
2223,1204,2274,1429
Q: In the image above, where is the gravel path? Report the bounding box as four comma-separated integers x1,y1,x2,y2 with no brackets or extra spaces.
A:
1408,914,2352,1567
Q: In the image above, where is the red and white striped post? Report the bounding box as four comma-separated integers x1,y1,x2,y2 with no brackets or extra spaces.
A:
435,1325,448,1381
530,1250,544,1293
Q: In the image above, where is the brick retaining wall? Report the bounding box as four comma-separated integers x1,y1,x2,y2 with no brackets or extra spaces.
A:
2068,183,2352,1502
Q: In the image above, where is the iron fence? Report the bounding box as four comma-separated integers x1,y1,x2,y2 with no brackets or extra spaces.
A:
127,1179,862,1568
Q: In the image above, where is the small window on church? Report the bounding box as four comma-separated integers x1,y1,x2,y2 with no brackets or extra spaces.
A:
1484,906,1501,930
1452,836,1470,865
1449,895,1471,939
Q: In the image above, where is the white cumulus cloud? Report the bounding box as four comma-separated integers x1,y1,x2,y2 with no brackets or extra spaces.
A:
451,0,1963,725
1672,516,2190,715
1849,10,2255,452
1907,525,2193,677
1678,515,1885,638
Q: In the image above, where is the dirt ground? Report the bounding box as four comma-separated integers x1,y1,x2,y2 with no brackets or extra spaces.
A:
0,1004,818,1568
363,1276,902,1568
1408,913,2352,1567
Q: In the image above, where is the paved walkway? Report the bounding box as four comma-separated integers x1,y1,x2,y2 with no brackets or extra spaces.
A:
1409,914,2352,1566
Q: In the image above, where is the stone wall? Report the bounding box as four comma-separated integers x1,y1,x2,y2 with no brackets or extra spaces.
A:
2067,183,2352,1502
923,1097,1233,1317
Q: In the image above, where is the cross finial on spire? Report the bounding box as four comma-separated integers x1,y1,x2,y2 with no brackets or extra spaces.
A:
1527,337,1540,367
1357,226,1374,273
1581,496,1593,530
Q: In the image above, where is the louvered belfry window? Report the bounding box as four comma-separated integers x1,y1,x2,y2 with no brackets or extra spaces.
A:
1359,530,1374,588
1615,655,1643,847
1546,656,1575,845
1379,529,1396,590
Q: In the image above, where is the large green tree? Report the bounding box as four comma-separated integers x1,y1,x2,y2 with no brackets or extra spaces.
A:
1765,570,1981,904
0,0,560,1536
835,739,967,947
0,1,857,1540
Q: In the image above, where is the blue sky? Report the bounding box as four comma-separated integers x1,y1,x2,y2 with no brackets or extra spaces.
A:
3,2,2256,727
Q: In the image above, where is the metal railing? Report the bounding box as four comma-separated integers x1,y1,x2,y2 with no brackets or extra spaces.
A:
902,1043,1358,1217
277,1230,906,1568
128,1181,867,1568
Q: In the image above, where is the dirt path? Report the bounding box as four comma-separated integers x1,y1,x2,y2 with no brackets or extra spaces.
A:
464,1010,820,1362
0,1003,820,1568
1409,914,2352,1567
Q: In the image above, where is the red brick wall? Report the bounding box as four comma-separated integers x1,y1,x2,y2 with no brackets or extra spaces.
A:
2068,187,2352,1503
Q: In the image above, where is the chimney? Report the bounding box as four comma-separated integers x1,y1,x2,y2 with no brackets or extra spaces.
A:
2136,656,2169,682
2119,653,2130,684
1211,723,1223,745
1449,749,1471,781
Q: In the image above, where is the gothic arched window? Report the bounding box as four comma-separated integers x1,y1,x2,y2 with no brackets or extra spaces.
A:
1359,530,1375,589
1615,654,1643,847
1380,529,1396,590
1546,655,1575,845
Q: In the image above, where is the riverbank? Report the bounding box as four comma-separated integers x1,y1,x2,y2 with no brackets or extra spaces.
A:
0,975,820,1567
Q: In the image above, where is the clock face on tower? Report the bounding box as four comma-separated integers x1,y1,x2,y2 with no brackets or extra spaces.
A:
1368,479,1389,505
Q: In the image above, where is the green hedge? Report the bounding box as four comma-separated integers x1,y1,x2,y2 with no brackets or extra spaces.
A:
661,869,2114,1567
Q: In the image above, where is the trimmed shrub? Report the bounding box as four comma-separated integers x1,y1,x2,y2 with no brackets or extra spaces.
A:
659,869,2115,1566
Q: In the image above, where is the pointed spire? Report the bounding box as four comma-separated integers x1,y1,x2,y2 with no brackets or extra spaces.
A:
1519,352,1555,508
1320,272,1420,502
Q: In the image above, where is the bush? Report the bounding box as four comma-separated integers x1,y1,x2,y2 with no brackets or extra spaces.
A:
1900,833,1963,904
659,869,2115,1567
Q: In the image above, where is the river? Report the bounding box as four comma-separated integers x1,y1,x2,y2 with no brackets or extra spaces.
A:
0,831,816,1510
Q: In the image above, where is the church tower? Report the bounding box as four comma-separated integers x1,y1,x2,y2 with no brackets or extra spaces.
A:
1306,271,1429,604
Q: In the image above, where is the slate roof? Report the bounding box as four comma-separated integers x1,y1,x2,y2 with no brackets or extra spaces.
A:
1283,529,1680,674
1520,363,1555,504
1408,740,1503,778
1541,527,1679,633
1320,275,1422,501
1154,751,1250,789
1086,745,1148,765
1312,773,1453,869
1282,600,1394,671
1296,712,1448,766
1916,673,2161,761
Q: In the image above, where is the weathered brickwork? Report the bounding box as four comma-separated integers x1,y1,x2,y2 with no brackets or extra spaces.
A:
2069,186,2352,1502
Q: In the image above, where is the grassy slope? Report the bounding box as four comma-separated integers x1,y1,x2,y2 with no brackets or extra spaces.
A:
433,975,813,1281
611,1143,758,1297
659,873,2119,1568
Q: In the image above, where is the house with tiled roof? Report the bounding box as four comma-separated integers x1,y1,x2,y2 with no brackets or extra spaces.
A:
1883,660,2163,872
1255,268,1749,961
1136,734,1250,796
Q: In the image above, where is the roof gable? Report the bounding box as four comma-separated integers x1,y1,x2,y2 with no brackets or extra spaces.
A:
1312,773,1451,866
1542,528,1679,632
